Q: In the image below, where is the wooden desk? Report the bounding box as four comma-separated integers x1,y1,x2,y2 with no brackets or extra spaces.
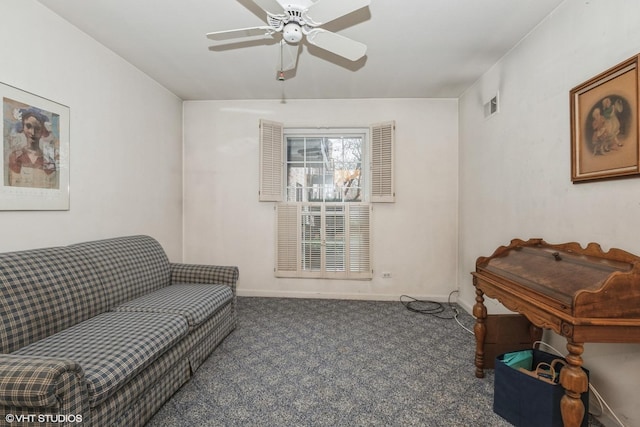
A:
472,238,640,427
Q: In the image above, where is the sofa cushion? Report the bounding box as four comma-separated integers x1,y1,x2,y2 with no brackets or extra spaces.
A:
113,284,233,328
69,235,172,308
0,246,107,354
13,311,188,408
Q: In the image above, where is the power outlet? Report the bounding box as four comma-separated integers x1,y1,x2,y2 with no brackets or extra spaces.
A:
382,272,392,279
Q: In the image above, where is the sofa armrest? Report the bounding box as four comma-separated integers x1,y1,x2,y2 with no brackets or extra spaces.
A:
170,263,239,293
0,354,88,415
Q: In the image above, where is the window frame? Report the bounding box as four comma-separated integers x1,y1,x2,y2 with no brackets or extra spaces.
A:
283,127,369,203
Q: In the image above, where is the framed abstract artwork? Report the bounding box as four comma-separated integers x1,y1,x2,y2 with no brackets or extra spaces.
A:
570,54,640,182
1,82,70,210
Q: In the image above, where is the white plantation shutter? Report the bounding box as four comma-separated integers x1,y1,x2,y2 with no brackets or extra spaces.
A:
370,121,395,203
259,119,283,201
275,203,371,279
275,204,298,276
300,205,323,278
347,204,371,278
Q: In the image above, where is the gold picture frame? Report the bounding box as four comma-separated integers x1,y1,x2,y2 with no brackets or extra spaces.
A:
570,54,640,182
1,82,70,210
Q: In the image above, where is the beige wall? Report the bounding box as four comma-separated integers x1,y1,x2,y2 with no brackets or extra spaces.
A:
0,1,184,259
182,98,459,301
458,0,640,425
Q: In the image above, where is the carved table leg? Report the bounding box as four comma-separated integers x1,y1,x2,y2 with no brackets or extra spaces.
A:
473,283,487,378
559,340,589,427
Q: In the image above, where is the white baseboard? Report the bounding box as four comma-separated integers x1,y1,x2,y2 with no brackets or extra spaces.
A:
237,288,455,303
456,298,474,315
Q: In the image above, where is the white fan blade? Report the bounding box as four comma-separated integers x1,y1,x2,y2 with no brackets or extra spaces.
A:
253,0,285,16
206,26,275,41
279,41,300,72
306,28,367,61
304,0,371,26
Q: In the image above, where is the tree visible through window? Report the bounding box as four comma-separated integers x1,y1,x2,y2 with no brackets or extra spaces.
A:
285,133,365,202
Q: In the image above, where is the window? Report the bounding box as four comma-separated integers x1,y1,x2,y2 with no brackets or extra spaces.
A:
285,130,366,203
260,120,394,280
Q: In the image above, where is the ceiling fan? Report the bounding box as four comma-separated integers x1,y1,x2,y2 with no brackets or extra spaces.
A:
206,0,371,76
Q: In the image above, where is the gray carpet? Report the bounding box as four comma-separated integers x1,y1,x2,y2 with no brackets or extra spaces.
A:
146,297,603,426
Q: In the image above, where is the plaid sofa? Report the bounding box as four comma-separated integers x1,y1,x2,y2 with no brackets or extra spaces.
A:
0,235,238,427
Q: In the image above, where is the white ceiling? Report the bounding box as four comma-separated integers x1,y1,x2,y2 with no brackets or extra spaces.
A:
37,0,564,101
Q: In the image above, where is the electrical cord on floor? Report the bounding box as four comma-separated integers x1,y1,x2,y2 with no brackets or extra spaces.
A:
400,291,474,335
533,340,626,427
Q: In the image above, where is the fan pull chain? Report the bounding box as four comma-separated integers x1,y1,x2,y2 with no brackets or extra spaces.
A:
278,41,286,81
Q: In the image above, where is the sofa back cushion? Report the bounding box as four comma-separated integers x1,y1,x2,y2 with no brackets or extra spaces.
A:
0,247,108,353
69,235,171,308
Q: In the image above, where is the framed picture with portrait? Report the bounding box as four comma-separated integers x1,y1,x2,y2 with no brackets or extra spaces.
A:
570,54,640,182
1,82,69,210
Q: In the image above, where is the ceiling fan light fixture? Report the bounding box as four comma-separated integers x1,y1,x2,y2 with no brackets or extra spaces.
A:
282,23,303,43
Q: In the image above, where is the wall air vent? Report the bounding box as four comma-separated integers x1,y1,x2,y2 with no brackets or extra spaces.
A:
484,93,499,119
